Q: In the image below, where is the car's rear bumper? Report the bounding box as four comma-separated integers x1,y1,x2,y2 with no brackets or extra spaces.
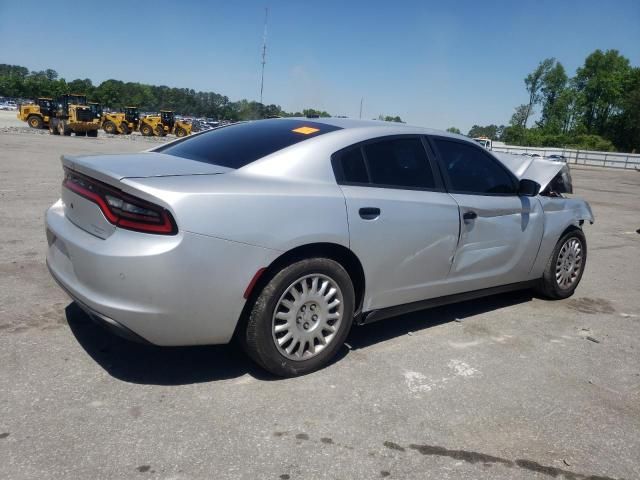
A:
47,262,150,344
46,199,279,346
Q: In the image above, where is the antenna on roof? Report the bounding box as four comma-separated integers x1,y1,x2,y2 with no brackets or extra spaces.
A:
259,7,269,105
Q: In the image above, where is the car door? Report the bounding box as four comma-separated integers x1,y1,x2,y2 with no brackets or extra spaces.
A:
333,136,461,311
429,136,544,292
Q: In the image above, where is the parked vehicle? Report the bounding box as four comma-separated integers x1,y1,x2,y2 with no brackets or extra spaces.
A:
547,154,567,162
17,97,55,128
102,106,140,134
45,118,593,376
48,94,101,137
139,110,191,137
0,100,18,111
472,136,492,150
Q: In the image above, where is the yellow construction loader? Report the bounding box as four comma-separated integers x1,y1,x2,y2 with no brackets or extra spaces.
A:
139,110,191,137
17,97,55,129
101,106,140,134
48,94,101,137
88,102,103,122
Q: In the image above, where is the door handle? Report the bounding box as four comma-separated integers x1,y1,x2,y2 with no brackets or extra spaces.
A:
359,207,380,220
463,211,477,220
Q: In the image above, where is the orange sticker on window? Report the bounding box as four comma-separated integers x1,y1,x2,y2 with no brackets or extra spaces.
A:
292,126,320,135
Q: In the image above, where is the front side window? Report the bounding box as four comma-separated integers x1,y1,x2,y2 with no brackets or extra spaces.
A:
432,138,517,195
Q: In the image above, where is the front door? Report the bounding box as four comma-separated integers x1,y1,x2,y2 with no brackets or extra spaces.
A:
430,136,544,293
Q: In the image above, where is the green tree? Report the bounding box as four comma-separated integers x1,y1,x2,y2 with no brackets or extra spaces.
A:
539,61,568,132
468,124,503,139
574,49,632,134
524,58,555,127
446,127,461,134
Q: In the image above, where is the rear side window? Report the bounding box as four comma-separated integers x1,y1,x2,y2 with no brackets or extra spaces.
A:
432,138,517,195
156,119,341,169
333,137,437,190
340,148,369,183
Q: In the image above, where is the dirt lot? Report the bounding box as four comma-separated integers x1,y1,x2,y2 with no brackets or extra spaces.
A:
1,114,639,479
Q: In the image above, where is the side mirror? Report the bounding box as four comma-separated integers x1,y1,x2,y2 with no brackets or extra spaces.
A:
519,179,541,197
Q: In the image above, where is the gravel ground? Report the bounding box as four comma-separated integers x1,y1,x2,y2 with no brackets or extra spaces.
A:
1,121,639,480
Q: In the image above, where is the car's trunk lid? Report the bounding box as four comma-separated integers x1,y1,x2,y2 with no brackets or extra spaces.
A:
62,152,231,184
61,152,228,239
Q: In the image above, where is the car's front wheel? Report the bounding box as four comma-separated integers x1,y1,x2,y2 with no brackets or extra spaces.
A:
538,229,587,299
243,258,355,377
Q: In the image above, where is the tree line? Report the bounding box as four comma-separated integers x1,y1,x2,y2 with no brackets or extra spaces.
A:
451,50,639,153
0,64,342,121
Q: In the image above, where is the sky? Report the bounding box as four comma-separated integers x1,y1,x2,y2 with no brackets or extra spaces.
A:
1,0,639,132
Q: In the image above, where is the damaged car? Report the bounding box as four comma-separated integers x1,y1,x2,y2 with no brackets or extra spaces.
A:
45,118,593,376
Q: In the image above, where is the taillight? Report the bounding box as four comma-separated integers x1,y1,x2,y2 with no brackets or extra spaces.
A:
63,168,177,235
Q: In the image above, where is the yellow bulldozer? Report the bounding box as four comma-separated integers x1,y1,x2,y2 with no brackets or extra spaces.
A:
101,106,140,135
139,110,191,137
48,94,101,137
17,97,55,129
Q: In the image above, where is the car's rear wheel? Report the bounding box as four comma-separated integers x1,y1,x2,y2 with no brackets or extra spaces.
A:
243,258,355,377
538,229,587,299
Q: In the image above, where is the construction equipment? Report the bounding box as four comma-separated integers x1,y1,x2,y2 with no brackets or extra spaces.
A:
48,94,101,137
88,102,103,122
139,110,191,137
101,106,140,134
17,97,55,129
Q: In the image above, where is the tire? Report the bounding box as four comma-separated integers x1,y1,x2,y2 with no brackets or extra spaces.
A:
59,120,71,136
75,131,87,137
120,123,130,135
140,123,153,136
243,258,355,377
175,127,186,137
537,229,587,299
103,120,117,134
87,129,98,138
28,115,43,129
155,126,166,136
49,119,60,135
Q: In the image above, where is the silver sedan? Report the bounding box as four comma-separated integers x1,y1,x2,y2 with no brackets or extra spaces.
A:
45,118,593,376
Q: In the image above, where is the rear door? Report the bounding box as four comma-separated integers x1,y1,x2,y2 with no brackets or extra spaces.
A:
429,136,544,292
334,136,460,311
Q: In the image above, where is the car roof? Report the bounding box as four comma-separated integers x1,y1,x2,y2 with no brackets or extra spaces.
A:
279,117,465,140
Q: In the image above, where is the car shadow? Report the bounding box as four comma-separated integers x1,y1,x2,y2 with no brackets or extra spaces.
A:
66,290,533,386
347,289,534,350
65,303,276,385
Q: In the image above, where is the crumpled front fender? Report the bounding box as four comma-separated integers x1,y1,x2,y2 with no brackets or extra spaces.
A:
529,197,594,278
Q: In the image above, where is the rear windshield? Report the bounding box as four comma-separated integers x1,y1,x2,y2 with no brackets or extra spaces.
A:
156,119,341,169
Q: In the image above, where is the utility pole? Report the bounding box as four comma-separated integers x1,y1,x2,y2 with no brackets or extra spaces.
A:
359,97,363,119
259,7,269,105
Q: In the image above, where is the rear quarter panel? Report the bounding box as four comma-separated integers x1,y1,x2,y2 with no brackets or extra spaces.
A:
125,173,350,252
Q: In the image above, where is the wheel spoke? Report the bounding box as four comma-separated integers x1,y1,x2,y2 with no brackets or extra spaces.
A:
327,299,341,310
274,322,289,333
277,332,293,345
